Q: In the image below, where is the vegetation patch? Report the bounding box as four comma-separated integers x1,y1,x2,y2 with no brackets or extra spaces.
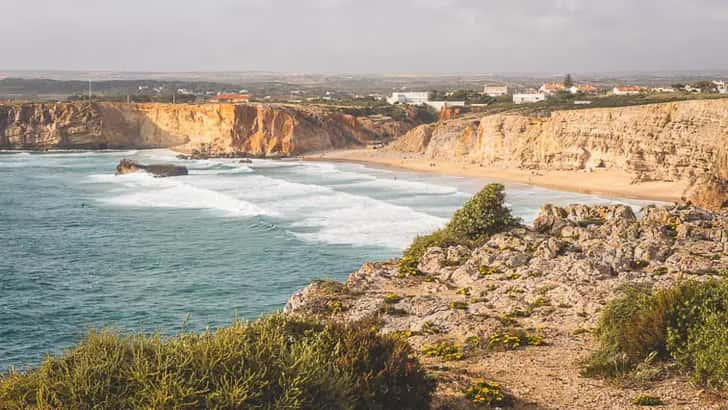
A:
652,267,669,276
479,265,499,277
421,342,463,361
397,255,421,277
449,301,469,310
487,331,545,351
583,279,728,389
464,380,510,406
0,314,434,409
421,321,443,335
456,287,472,296
399,184,520,276
327,299,346,313
384,293,403,304
632,394,664,406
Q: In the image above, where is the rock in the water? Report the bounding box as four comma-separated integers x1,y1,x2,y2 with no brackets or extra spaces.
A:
115,159,188,177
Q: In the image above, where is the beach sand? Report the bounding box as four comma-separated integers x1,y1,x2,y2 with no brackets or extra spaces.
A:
303,148,687,203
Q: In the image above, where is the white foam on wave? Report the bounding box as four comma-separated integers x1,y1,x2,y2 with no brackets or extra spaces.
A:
221,172,449,249
290,200,447,249
39,150,139,157
190,166,253,175
0,151,31,156
92,172,275,217
344,178,460,195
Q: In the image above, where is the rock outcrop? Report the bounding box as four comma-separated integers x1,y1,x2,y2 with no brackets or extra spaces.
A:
391,99,728,210
115,159,188,177
286,204,728,408
0,102,423,155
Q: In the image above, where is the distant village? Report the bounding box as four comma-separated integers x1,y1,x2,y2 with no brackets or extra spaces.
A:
191,76,728,110
384,77,728,110
1,74,727,108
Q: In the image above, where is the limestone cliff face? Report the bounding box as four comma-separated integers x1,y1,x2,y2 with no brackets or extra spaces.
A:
0,102,104,148
0,102,416,154
393,99,728,208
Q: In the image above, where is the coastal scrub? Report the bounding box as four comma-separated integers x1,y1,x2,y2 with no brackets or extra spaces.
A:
0,314,434,409
400,183,519,275
584,279,728,389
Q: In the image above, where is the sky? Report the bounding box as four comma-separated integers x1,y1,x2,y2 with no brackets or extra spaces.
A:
1,0,727,73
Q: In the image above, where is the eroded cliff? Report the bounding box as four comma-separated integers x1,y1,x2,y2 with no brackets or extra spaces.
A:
392,99,728,208
0,102,421,155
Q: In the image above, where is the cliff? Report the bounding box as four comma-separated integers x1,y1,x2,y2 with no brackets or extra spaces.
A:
0,102,421,155
391,99,728,209
286,203,728,408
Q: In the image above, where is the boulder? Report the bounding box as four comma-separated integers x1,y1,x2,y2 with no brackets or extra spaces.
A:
115,159,188,177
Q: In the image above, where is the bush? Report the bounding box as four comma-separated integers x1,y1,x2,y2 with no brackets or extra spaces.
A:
632,394,664,406
401,228,456,263
421,342,463,361
486,331,545,351
464,380,510,406
0,314,435,409
447,183,519,240
399,184,519,275
584,279,728,389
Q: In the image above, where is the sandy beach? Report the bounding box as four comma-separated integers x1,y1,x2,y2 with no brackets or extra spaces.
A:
303,148,688,203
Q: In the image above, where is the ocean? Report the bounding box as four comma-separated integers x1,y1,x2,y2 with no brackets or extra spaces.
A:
0,149,655,371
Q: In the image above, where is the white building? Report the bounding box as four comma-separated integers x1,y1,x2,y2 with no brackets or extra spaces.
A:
513,93,546,104
483,85,509,97
682,85,701,93
539,82,565,95
568,84,597,94
652,87,676,93
425,101,465,111
713,81,727,94
386,92,430,105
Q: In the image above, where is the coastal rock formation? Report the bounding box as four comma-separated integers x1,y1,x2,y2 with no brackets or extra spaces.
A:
391,99,728,209
286,203,728,408
115,159,188,177
0,102,423,155
0,102,104,148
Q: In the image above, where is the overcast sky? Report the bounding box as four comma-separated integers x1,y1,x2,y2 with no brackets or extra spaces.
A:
1,0,727,73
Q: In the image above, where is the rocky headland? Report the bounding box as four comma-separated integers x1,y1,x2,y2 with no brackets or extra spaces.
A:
0,101,426,155
286,201,728,409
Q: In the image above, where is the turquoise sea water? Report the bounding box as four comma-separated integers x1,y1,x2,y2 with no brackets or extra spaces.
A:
0,149,655,371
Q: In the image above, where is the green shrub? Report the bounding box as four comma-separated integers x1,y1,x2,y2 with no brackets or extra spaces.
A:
399,184,519,275
0,314,434,409
584,279,728,389
464,380,510,406
632,394,664,406
399,229,456,276
397,255,420,277
487,331,545,351
384,293,403,304
449,301,469,310
421,342,463,361
478,265,499,277
447,184,519,240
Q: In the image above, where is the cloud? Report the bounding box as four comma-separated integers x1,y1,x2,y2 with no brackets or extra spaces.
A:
0,0,726,73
